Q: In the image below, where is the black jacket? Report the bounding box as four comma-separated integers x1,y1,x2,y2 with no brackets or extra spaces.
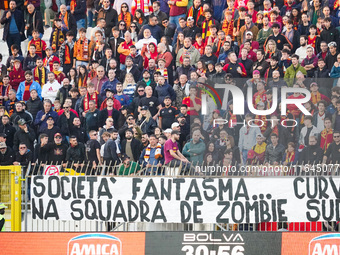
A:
10,110,33,130
34,143,49,164
41,142,68,164
13,127,36,152
73,0,87,21
26,97,44,121
136,117,157,135
57,111,77,136
299,145,323,164
120,138,143,162
0,147,15,165
0,123,16,148
97,7,118,38
70,126,88,144
108,36,124,61
66,142,86,166
120,66,141,83
41,125,62,142
98,108,120,128
0,9,25,41
320,27,340,48
15,150,33,167
26,10,44,36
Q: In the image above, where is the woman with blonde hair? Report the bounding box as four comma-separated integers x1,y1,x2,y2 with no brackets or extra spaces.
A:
136,107,157,135
122,73,136,104
265,39,281,60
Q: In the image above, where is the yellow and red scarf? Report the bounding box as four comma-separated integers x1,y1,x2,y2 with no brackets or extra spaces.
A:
84,92,98,112
311,92,321,105
285,151,296,163
320,128,333,152
202,19,216,40
222,19,234,38
51,28,64,53
33,66,46,86
156,67,168,80
75,38,89,61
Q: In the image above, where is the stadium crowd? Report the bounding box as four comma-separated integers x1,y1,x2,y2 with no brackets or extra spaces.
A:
0,0,340,175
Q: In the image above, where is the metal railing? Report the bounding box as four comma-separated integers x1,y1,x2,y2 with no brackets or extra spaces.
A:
15,161,340,232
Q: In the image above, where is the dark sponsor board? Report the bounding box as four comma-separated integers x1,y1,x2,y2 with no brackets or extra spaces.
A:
145,232,282,255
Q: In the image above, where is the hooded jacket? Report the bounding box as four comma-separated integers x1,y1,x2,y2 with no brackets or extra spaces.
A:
9,66,25,91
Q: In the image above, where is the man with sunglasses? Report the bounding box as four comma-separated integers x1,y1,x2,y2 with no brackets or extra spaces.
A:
86,130,102,173
13,143,33,167
323,131,340,164
97,0,118,38
161,18,175,42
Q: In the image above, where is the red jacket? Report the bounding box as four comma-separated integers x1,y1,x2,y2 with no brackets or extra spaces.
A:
9,66,25,91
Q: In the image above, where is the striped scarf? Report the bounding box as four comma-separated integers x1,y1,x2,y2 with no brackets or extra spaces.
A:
75,39,89,60
51,28,64,53
202,19,215,40
188,6,203,25
132,0,151,16
222,19,234,38
34,66,46,86
84,92,98,112
285,151,295,164
156,67,168,80
144,143,162,162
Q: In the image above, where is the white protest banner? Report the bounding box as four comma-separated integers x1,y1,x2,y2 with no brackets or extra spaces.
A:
31,176,340,224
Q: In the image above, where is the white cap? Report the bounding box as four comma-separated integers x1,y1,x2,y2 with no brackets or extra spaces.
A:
164,128,172,133
171,122,180,129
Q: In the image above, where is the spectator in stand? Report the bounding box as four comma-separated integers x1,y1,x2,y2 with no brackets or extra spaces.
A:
1,1,25,56
0,142,15,165
13,119,35,152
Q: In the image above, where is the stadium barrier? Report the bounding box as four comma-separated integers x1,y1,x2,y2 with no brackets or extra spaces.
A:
11,162,340,232
0,166,22,231
1,231,340,255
